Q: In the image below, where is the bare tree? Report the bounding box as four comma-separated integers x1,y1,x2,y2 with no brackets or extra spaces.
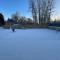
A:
11,11,20,22
47,0,54,23
29,0,37,24
38,0,54,23
29,0,54,26
37,0,42,24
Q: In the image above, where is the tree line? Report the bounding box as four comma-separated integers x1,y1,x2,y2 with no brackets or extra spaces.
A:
29,0,54,26
0,12,38,28
1,0,60,28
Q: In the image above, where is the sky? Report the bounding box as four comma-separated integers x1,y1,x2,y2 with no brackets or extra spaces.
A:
0,0,60,20
52,0,60,20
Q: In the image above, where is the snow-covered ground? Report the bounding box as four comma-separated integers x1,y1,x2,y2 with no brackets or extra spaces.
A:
0,29,60,60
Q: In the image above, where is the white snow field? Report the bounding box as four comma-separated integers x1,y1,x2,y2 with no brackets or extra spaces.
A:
0,29,60,60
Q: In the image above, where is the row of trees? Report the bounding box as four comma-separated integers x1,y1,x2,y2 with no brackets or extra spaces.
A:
29,0,54,26
48,19,60,27
0,12,34,28
8,12,33,24
0,0,54,28
5,12,36,28
4,12,38,28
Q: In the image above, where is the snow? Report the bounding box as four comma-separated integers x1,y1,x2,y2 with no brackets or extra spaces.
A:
0,29,60,60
